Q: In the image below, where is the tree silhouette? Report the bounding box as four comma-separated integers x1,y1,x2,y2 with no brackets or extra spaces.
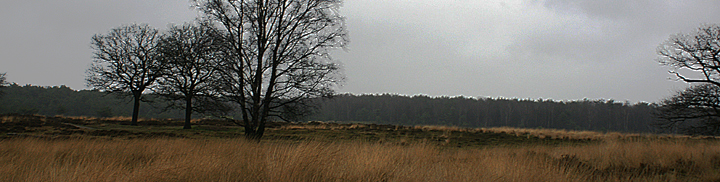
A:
656,24,720,135
156,21,226,129
658,24,720,86
86,24,164,126
655,84,720,135
194,0,348,140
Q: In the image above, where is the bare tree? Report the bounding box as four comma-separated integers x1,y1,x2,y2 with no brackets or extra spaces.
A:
655,84,720,135
656,24,720,135
194,0,348,140
156,21,225,129
86,24,164,126
658,24,720,86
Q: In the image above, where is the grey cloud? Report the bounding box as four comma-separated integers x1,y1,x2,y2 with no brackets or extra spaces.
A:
0,0,196,90
0,0,717,103
490,0,720,102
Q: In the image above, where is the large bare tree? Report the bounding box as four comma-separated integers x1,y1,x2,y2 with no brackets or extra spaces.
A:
156,21,225,129
86,24,164,126
656,24,720,135
658,24,720,86
194,0,348,139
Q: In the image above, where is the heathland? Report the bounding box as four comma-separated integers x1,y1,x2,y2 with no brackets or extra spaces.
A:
1,114,719,181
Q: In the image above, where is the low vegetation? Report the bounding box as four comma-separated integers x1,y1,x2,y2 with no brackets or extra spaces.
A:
1,114,720,181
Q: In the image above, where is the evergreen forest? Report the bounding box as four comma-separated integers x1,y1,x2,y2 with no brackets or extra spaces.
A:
309,94,657,132
0,84,184,119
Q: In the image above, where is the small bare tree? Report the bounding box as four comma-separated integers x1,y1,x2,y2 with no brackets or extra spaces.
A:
194,0,348,140
156,21,226,129
658,24,720,86
86,24,164,126
655,84,720,135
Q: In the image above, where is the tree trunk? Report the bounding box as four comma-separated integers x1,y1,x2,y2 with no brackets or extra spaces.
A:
244,120,265,141
183,96,192,129
131,91,141,126
244,125,259,141
257,120,265,139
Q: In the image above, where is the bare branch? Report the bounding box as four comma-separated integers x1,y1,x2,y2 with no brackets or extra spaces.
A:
195,0,347,139
85,24,163,125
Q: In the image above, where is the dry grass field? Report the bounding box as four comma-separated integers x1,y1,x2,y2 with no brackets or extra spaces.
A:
2,114,720,181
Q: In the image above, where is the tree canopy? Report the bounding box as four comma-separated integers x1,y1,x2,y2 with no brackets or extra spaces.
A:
656,24,720,135
86,24,164,126
194,0,349,139
655,84,720,135
658,24,720,86
156,21,226,129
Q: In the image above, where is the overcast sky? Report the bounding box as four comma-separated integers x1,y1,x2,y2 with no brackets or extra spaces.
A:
1,0,718,103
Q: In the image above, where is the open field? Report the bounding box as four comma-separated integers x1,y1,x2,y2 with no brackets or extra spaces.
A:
0,114,598,147
2,114,720,181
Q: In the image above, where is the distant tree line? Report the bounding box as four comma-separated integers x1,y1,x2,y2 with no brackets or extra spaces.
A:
0,73,7,96
0,84,661,133
309,94,658,133
0,84,185,118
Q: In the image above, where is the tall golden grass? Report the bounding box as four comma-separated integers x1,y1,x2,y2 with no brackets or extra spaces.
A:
2,137,720,181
